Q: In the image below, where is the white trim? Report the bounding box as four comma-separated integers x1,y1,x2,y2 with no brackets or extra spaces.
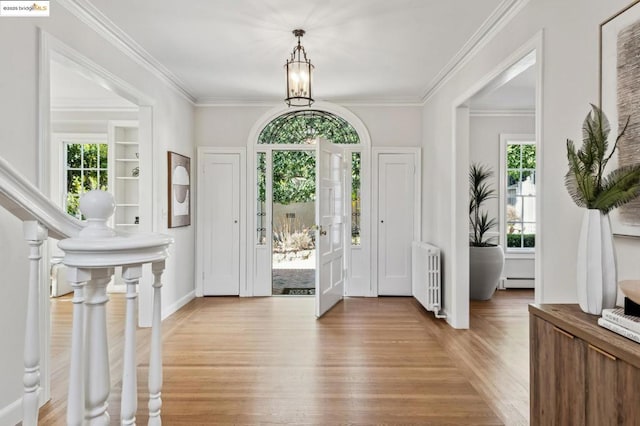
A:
162,290,196,320
51,97,138,112
505,252,535,260
247,102,372,150
246,102,372,297
451,106,471,329
0,397,23,426
422,0,530,103
50,132,109,215
499,133,535,254
41,32,155,109
371,148,421,297
196,147,247,297
195,98,425,107
57,0,196,104
470,108,535,117
450,31,543,329
195,99,280,108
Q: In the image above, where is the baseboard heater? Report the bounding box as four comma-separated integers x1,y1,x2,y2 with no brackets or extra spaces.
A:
412,241,446,319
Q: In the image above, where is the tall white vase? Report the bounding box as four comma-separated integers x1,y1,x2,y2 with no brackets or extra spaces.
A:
577,209,617,315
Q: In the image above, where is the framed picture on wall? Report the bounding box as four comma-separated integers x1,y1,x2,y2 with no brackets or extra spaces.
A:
600,0,640,237
168,151,191,228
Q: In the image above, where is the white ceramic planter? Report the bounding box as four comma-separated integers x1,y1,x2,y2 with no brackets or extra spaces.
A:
577,209,617,315
470,245,505,300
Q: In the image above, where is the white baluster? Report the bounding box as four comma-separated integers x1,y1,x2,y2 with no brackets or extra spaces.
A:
66,267,91,426
84,267,114,425
148,261,165,425
121,265,142,425
22,221,47,426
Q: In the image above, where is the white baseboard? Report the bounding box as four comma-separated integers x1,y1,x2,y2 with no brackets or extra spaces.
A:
162,290,195,321
504,278,534,289
0,396,22,426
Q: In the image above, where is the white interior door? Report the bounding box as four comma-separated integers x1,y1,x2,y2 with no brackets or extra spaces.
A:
378,153,415,295
202,153,240,295
315,139,346,318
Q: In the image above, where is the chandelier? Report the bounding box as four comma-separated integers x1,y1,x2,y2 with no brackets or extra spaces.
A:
284,29,314,107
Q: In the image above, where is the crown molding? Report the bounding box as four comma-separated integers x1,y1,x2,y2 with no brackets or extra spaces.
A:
469,107,535,117
195,96,424,108
421,0,530,104
57,0,196,104
195,98,280,108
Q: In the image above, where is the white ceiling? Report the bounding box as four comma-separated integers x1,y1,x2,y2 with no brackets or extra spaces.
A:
83,0,510,104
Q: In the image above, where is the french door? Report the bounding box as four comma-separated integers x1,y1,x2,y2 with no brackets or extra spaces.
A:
315,139,346,317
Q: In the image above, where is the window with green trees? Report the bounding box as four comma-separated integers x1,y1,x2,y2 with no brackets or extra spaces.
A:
65,143,109,218
258,110,359,145
257,110,362,245
505,141,536,250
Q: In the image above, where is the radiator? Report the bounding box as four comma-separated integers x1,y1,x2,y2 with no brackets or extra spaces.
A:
412,241,446,319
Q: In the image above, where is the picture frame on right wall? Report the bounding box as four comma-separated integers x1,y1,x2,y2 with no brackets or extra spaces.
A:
600,0,640,237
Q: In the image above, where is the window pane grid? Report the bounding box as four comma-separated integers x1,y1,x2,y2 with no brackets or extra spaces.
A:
256,152,267,245
351,152,361,246
64,142,108,219
505,141,536,250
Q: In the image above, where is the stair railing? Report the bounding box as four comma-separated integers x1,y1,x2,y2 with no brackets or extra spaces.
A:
0,156,173,425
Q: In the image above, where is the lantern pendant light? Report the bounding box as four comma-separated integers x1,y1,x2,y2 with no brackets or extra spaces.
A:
285,29,314,107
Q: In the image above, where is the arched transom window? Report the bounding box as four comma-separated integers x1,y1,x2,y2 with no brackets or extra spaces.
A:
258,110,360,145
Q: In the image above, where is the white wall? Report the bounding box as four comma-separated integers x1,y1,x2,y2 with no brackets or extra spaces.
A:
51,110,138,133
195,105,423,147
0,7,195,422
422,0,636,322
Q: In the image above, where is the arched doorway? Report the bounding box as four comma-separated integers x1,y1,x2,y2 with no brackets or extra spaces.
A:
247,103,372,297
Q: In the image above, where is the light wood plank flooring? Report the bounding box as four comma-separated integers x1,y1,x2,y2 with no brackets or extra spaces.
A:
39,290,532,425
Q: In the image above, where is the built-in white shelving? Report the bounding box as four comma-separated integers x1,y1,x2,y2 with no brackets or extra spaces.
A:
110,122,140,229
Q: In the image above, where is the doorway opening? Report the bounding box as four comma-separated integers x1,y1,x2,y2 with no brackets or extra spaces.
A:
254,109,361,297
271,149,316,295
451,33,542,328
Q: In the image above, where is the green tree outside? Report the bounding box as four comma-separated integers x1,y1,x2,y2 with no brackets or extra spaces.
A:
65,143,108,218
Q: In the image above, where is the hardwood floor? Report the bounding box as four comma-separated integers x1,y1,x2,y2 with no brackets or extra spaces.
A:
38,289,532,425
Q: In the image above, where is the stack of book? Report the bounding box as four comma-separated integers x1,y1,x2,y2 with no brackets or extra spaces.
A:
599,307,640,344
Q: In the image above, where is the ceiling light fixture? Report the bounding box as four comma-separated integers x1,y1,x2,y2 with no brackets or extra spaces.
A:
285,29,314,107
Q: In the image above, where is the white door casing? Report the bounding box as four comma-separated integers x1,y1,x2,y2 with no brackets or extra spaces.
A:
247,102,371,298
315,139,346,317
374,150,421,296
198,150,244,296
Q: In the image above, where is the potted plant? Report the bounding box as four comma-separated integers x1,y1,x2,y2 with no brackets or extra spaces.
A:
565,104,640,315
469,163,504,300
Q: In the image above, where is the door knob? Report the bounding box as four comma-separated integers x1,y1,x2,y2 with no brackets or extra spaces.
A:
234,220,238,223
381,220,384,223
320,226,327,236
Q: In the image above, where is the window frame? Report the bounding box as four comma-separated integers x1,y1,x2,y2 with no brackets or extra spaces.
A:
51,133,111,219
499,134,536,256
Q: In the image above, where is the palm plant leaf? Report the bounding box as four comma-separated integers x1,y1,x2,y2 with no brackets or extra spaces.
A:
593,164,640,213
469,163,498,246
565,104,637,213
565,139,588,207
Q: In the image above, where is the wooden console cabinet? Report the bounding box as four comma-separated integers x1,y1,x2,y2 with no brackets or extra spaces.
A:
530,304,640,425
